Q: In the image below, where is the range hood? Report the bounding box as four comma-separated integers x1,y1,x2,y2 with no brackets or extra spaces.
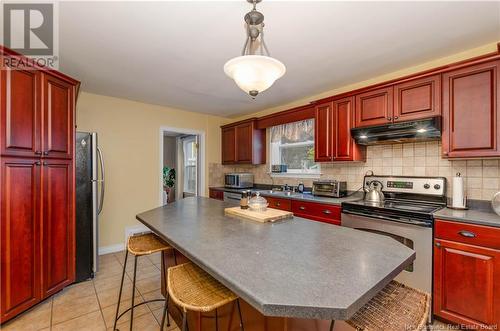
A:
351,116,441,145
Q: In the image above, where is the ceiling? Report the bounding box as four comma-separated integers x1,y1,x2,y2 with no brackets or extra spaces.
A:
59,1,500,117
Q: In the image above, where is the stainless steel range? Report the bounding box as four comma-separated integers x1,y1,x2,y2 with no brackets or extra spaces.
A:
341,175,447,294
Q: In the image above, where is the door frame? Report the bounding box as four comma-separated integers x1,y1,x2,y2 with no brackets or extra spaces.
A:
158,126,205,205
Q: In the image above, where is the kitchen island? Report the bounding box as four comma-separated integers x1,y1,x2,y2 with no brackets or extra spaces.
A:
136,197,415,330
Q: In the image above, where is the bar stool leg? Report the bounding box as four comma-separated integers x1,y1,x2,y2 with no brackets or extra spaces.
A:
329,320,335,331
129,255,138,331
160,292,170,329
182,310,187,331
215,308,219,331
113,250,128,331
236,299,244,331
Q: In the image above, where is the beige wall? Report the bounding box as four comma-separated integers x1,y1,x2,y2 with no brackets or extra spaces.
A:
76,92,229,249
233,42,499,121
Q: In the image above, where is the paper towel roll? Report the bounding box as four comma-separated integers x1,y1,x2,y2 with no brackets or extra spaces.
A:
452,173,465,208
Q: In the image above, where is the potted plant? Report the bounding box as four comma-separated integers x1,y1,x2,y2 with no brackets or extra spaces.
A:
163,166,176,203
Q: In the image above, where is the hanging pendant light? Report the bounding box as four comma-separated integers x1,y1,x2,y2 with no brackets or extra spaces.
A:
224,0,286,98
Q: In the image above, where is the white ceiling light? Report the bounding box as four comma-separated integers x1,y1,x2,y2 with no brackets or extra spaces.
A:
224,0,286,98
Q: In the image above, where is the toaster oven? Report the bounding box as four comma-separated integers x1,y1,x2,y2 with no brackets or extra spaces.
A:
224,173,254,189
312,180,347,198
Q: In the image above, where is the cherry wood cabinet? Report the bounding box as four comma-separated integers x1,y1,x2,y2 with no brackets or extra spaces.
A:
314,98,365,162
221,127,236,164
355,86,393,127
42,159,75,297
42,73,75,159
266,197,292,211
291,200,341,225
314,102,333,161
0,46,79,323
221,119,265,165
442,60,500,158
208,188,224,201
393,74,441,122
0,158,42,322
434,220,500,329
0,62,41,158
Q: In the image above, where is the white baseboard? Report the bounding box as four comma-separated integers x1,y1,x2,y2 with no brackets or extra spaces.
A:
98,243,124,255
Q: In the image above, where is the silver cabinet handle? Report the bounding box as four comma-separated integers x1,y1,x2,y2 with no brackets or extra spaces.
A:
435,242,441,247
299,206,306,210
458,230,476,238
394,116,399,120
323,210,332,215
387,117,392,121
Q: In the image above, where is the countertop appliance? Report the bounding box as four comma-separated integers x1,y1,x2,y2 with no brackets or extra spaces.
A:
341,175,446,295
223,191,244,204
312,180,347,198
75,132,105,282
225,172,254,189
351,116,441,145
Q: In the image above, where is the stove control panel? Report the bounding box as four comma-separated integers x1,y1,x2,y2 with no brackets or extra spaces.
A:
364,175,446,196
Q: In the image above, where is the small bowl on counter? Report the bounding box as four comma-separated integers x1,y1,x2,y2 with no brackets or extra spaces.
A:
248,192,269,212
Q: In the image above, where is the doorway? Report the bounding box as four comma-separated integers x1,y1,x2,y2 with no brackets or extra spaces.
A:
159,127,205,205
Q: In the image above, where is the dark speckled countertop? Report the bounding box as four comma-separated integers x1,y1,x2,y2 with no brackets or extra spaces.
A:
136,197,415,320
433,200,500,228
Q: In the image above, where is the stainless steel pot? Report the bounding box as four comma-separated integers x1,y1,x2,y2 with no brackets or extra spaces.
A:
364,180,385,203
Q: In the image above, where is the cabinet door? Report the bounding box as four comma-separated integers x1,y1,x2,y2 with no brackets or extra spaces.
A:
442,61,500,158
221,127,236,164
1,61,41,158
333,97,365,161
235,122,253,163
355,86,393,127
393,75,441,122
41,159,75,297
314,102,333,162
42,73,74,159
1,158,41,323
434,239,500,329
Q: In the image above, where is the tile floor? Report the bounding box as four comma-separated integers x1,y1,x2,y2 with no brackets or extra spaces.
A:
1,251,180,331
2,251,455,331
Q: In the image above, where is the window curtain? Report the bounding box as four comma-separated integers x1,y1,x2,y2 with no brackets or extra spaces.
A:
270,119,314,143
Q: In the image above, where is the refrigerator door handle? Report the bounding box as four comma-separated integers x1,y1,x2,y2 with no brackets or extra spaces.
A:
97,146,105,215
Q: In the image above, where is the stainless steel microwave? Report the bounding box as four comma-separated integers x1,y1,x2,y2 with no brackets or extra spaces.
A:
224,173,254,189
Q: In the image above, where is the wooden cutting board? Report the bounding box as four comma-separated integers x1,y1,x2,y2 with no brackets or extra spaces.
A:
224,207,293,223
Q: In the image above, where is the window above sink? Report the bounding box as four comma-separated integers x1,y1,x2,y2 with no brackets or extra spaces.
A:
270,119,321,178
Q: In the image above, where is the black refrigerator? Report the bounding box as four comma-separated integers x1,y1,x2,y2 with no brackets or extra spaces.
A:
75,132,105,282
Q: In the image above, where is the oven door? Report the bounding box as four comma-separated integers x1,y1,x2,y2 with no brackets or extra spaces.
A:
341,212,432,294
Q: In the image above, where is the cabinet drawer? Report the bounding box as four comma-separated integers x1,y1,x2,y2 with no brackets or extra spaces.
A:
291,200,341,225
208,189,224,201
435,219,500,250
266,197,291,211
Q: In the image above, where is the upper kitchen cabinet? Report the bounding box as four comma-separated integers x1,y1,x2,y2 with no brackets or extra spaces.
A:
393,75,441,122
1,49,78,160
42,73,75,160
314,102,333,162
315,97,365,162
0,61,41,158
221,118,265,165
442,60,500,158
355,86,393,127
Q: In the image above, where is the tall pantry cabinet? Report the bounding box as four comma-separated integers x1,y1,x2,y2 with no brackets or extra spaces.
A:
0,46,80,323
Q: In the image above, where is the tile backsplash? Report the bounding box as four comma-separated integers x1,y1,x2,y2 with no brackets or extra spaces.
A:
209,141,500,201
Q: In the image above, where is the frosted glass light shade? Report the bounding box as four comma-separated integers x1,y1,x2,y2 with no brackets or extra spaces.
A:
224,55,286,96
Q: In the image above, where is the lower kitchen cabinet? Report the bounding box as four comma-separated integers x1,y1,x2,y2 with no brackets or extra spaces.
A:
209,188,224,201
266,197,292,211
291,200,341,225
0,158,41,322
0,158,75,323
433,220,500,329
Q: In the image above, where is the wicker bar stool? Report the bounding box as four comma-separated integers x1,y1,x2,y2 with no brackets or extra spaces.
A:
113,232,177,331
329,280,430,331
167,262,244,331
